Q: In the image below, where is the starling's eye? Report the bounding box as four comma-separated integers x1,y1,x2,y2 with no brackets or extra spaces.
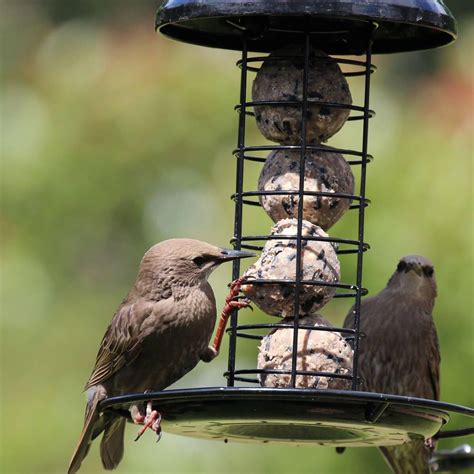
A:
423,266,434,277
397,261,407,272
193,256,206,267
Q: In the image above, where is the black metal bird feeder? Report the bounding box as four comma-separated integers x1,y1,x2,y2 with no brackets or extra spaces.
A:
102,0,473,454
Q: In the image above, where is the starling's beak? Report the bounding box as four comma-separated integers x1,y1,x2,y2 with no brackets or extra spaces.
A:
218,248,255,261
406,262,423,276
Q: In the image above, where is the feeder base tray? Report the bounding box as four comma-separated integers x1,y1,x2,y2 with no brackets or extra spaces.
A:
101,388,474,447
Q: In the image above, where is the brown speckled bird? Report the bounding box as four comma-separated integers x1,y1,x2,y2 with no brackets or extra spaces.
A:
344,255,440,474
68,239,253,473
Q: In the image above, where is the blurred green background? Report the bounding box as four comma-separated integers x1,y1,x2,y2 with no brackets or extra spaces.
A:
1,1,472,473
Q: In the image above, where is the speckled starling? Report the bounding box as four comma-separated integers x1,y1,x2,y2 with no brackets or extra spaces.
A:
68,239,253,473
344,255,440,474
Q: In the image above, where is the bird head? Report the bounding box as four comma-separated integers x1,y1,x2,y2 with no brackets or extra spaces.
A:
387,255,437,306
140,239,254,285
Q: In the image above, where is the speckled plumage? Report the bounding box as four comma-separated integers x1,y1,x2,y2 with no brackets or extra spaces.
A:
242,219,340,317
258,314,353,389
252,46,352,144
69,239,250,473
344,255,440,474
258,147,354,230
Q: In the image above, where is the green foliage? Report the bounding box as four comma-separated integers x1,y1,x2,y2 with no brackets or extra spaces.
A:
1,5,472,474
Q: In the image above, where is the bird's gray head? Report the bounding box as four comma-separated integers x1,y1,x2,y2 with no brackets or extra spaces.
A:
387,255,437,307
140,238,254,285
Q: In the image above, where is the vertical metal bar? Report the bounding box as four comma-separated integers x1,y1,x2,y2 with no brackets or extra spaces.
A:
352,23,374,390
290,31,310,388
227,37,248,387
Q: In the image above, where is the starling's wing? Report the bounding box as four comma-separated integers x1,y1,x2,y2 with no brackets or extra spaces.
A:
84,299,156,390
343,298,379,392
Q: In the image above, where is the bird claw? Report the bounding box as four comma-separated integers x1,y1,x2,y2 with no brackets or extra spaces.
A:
134,402,162,442
223,277,251,313
227,275,246,291
210,277,252,356
227,297,252,311
225,276,246,302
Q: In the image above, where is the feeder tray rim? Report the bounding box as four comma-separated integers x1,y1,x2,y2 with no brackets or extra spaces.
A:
100,386,474,418
100,387,473,444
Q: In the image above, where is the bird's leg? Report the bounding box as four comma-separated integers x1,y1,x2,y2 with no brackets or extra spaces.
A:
206,276,252,360
134,401,162,442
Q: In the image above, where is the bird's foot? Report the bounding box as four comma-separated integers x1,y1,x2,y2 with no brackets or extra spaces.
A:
223,297,252,314
209,277,252,357
223,275,252,315
228,275,246,295
134,402,162,442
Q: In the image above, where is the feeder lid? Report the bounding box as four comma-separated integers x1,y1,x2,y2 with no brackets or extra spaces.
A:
155,0,457,54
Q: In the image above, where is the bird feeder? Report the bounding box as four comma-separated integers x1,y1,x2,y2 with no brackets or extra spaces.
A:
102,0,473,453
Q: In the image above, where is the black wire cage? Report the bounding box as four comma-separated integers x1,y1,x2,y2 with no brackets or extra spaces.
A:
102,0,473,454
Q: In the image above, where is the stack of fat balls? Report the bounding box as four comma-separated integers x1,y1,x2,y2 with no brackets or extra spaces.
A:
242,45,355,388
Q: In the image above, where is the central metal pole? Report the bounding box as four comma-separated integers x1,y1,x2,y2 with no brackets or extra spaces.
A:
290,31,311,388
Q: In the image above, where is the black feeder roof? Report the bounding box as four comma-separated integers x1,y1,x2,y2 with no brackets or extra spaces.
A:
155,0,457,54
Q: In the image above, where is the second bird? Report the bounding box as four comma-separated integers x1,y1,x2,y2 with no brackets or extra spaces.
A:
68,238,253,473
344,255,440,474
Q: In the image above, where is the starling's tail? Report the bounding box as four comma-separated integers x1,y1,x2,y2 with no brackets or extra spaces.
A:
68,386,107,474
380,441,432,474
100,416,126,470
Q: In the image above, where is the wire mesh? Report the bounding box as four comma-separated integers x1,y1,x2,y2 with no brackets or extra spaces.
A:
226,22,376,390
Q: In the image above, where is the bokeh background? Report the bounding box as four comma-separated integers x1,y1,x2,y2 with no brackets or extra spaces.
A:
1,1,472,473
